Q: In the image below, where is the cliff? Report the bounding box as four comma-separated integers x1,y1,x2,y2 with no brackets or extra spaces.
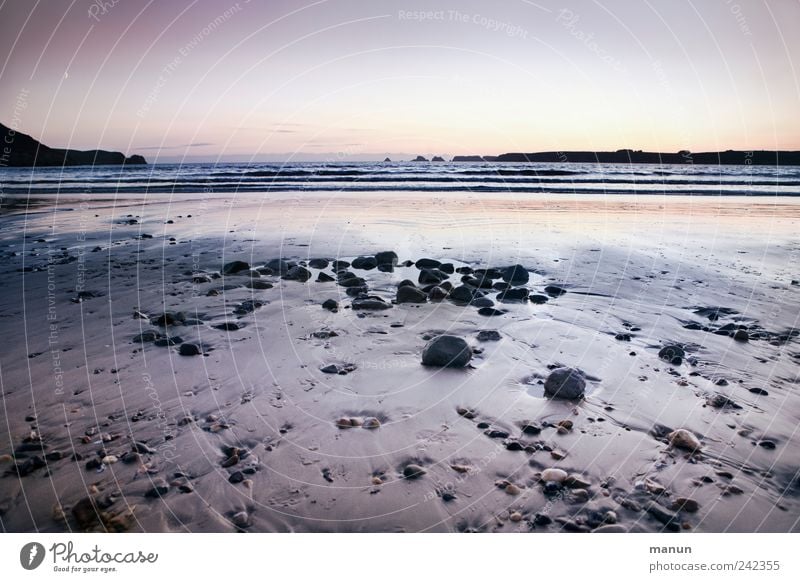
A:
0,123,146,167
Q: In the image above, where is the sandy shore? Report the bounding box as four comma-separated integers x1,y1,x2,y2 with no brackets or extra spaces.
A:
0,192,798,532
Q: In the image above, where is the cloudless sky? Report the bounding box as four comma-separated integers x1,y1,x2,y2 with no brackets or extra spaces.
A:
1,0,798,161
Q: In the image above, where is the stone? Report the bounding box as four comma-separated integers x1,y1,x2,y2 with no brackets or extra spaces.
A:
449,285,475,303
541,468,568,483
419,268,448,285
322,299,339,312
178,343,202,356
264,259,291,275
478,307,505,316
486,429,510,439
133,441,156,454
456,406,477,419
233,299,264,315
221,454,239,468
72,497,101,530
477,330,501,342
502,264,529,284
362,417,381,429
564,474,591,489
544,284,567,297
421,335,472,368
671,498,700,513
14,455,46,476
470,297,494,308
283,265,312,282
352,296,392,310
521,422,542,435
544,367,586,399
509,511,523,522
415,258,441,269
706,394,740,409
336,418,354,428
375,251,398,267
320,363,356,375
463,275,494,289
646,502,680,531
733,329,749,342
529,294,549,304
133,330,161,343
351,256,378,270
308,258,329,269
317,272,335,282
403,464,426,479
505,440,525,451
428,286,449,301
396,285,428,304
668,428,702,451
497,287,529,303
658,345,685,365
246,280,273,290
152,312,185,327
228,471,245,484
145,478,169,498
222,260,250,275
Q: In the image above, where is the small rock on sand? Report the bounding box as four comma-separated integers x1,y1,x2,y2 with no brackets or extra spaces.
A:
375,251,398,266
544,284,567,297
283,265,312,282
403,464,426,479
419,268,448,284
541,468,568,483
351,256,378,270
362,417,381,429
222,261,250,275
658,345,685,365
396,285,427,304
671,498,700,513
421,335,472,368
178,343,202,356
502,264,529,284
352,296,392,310
322,299,339,312
668,428,702,451
543,367,586,399
416,258,441,269
476,330,501,342
308,258,329,269
456,406,477,419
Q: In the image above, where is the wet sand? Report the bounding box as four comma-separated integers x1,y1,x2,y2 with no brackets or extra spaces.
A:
0,192,798,532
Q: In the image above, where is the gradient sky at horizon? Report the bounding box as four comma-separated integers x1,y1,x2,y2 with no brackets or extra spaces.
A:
1,0,798,161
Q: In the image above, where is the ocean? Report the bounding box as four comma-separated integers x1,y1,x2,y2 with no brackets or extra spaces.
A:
2,161,800,196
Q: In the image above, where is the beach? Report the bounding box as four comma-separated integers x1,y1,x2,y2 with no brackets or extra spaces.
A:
0,191,798,533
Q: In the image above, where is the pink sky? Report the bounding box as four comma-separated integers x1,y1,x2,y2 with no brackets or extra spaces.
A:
1,0,798,161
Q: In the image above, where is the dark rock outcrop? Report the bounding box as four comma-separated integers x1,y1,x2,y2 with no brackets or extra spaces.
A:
0,122,146,167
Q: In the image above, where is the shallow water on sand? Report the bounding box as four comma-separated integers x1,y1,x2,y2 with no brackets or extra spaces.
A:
0,193,798,532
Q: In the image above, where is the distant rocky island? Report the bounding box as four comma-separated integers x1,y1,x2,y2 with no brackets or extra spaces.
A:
0,123,146,167
452,149,800,165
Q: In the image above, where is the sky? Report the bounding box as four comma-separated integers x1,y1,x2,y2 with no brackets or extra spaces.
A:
1,0,798,161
